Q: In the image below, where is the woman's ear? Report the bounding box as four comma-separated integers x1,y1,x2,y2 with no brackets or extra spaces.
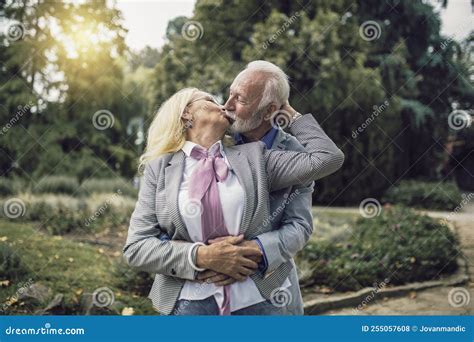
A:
181,109,193,120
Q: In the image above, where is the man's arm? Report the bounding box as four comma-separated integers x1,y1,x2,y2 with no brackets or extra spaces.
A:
255,182,314,276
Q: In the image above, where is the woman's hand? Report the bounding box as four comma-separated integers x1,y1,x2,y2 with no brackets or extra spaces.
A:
195,235,262,281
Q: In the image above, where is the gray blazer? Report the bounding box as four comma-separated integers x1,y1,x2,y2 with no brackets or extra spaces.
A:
123,114,344,315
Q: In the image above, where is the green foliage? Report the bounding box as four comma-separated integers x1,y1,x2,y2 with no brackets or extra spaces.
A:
150,0,473,205
0,243,29,281
0,221,155,315
80,178,137,198
0,178,15,197
382,180,463,210
113,260,153,297
298,206,459,291
31,176,82,196
1,193,134,235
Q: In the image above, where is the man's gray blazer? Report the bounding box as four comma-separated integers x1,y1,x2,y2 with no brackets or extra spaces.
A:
254,128,315,314
122,114,344,315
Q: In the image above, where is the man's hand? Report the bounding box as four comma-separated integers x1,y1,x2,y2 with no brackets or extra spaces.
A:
208,236,262,263
280,101,297,117
195,235,262,281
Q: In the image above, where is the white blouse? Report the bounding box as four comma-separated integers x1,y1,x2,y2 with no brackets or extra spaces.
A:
177,140,290,312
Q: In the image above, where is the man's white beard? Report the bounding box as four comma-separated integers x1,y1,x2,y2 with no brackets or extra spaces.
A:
228,108,265,134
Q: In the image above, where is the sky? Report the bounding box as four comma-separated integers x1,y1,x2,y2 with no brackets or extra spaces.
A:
115,0,195,51
116,0,473,51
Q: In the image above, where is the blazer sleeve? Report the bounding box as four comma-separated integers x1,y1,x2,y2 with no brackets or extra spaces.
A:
264,114,345,192
122,160,198,280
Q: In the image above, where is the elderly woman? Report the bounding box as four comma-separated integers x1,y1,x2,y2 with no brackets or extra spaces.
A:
123,87,344,315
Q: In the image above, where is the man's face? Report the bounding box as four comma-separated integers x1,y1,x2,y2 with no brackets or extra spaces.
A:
224,72,267,133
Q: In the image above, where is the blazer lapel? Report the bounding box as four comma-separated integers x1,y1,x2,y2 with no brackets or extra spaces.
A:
164,151,192,241
224,146,254,236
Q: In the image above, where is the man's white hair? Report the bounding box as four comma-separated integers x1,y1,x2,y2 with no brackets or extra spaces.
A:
243,60,290,110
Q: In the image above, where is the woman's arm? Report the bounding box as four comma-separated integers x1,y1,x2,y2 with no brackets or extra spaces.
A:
264,107,345,192
122,161,199,280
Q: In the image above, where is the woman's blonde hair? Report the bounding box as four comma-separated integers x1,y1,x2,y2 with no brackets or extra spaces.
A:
138,87,233,173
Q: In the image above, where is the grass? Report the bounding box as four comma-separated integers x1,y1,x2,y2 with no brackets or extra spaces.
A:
310,209,359,243
0,219,155,315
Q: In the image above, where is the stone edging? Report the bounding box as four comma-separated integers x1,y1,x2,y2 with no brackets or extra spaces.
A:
304,257,470,315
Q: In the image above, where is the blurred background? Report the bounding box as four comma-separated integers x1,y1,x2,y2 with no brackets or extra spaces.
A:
0,0,472,316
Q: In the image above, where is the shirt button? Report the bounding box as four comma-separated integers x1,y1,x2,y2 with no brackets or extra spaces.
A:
171,268,176,275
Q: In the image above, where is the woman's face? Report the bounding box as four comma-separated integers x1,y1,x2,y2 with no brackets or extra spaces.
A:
185,91,233,132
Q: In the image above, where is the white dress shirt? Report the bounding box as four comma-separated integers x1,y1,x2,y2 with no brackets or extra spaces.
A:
178,140,290,312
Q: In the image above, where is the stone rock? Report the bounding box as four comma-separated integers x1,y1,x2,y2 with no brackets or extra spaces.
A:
17,283,51,305
35,294,65,315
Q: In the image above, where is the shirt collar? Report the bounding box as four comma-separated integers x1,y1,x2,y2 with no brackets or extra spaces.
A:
181,140,225,157
234,126,279,149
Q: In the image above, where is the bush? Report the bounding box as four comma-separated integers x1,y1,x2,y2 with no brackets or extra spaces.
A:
0,178,14,197
80,178,137,198
298,206,459,291
1,194,134,235
113,260,153,296
31,176,82,196
0,243,29,281
382,180,462,210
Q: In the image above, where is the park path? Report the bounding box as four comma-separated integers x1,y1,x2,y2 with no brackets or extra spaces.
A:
312,201,474,315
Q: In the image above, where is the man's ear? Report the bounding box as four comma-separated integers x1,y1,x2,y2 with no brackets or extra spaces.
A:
263,104,277,121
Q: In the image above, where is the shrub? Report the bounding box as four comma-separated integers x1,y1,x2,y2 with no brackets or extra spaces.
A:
0,243,29,281
31,176,82,196
1,192,135,235
0,178,14,197
382,180,462,210
80,178,137,198
298,206,459,291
